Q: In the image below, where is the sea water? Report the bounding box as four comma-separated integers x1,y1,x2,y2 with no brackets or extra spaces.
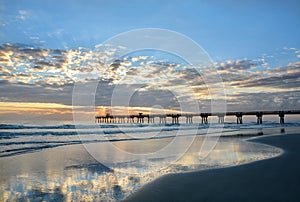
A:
0,122,299,201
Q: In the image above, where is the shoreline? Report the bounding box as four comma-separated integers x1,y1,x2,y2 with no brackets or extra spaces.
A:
124,132,300,202
0,126,289,158
0,127,298,201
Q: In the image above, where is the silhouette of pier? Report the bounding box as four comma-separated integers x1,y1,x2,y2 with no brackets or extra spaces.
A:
95,110,300,125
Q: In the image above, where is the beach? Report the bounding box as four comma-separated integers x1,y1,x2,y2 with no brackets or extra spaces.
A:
125,132,300,202
1,0,300,201
0,123,299,201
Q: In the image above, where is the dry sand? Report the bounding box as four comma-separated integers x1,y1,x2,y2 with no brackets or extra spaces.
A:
125,133,300,202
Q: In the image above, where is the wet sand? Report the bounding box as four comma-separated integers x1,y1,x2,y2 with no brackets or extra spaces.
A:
125,133,300,202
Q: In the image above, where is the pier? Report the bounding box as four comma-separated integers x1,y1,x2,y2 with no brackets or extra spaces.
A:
95,110,300,125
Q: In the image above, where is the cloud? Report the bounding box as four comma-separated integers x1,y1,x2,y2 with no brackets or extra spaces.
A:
131,56,149,62
217,59,259,71
0,43,299,113
227,62,300,90
226,90,300,111
296,50,300,58
0,80,73,104
17,10,29,21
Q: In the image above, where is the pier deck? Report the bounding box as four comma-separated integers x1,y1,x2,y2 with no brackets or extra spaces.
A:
95,110,300,124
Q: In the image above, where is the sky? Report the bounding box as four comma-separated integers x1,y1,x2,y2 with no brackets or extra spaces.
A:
0,0,300,123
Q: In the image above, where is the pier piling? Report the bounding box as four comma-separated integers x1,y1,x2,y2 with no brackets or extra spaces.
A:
236,112,243,124
256,112,263,124
279,111,285,124
200,113,209,124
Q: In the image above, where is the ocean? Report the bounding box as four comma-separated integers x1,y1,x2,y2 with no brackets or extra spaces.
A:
0,121,299,201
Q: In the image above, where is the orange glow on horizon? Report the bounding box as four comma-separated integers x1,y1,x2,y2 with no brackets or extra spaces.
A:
0,102,184,117
0,102,74,109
